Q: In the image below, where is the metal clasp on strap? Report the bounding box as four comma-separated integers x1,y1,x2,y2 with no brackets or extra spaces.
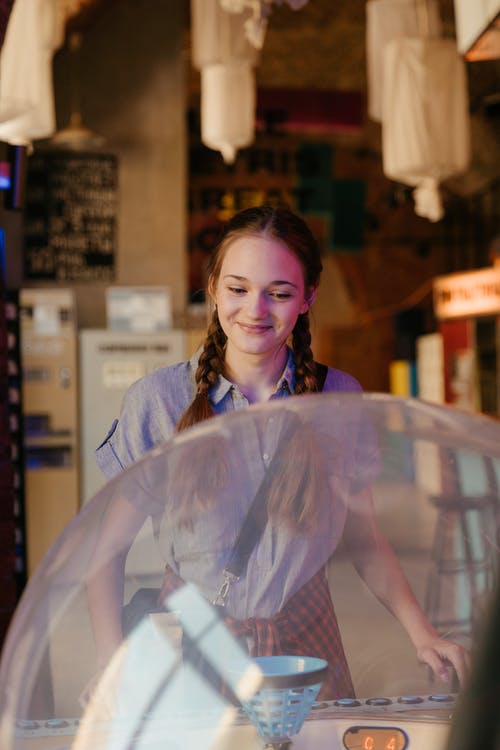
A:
212,569,239,608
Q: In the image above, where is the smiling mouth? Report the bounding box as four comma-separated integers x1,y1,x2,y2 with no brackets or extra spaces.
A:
238,323,272,334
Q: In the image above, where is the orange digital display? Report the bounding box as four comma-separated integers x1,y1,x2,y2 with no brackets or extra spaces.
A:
343,726,408,750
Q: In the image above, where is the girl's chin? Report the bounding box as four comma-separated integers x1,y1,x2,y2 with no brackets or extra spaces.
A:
232,336,288,357
233,328,272,344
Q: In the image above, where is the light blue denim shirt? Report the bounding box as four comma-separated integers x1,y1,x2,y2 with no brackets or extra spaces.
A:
95,348,370,618
112,388,378,619
96,347,363,483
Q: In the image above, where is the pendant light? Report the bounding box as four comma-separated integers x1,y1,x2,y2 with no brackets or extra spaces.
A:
368,0,471,222
0,0,65,145
191,0,310,163
366,0,442,122
50,31,104,150
191,0,259,163
382,34,471,221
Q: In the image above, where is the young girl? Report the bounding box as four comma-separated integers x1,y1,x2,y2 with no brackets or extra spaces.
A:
96,204,360,477
89,205,469,700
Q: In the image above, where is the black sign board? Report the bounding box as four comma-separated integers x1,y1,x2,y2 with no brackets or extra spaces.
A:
24,151,117,281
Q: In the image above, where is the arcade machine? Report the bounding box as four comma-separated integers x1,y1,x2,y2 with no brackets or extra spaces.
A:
0,143,29,616
1,393,499,750
19,288,80,578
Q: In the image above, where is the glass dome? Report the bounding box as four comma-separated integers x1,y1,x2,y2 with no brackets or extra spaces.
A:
1,392,499,750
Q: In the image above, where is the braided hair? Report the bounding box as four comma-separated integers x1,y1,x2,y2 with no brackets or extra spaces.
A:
176,205,323,432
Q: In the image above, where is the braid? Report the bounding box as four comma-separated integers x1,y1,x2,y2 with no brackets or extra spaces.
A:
176,310,227,432
292,313,320,394
195,309,227,391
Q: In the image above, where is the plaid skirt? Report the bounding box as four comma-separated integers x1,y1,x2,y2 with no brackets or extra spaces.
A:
157,564,354,700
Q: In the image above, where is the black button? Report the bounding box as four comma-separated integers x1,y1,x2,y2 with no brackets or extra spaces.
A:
16,720,40,729
429,694,454,702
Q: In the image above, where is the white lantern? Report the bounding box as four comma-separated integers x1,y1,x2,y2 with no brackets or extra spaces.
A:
191,0,259,163
191,0,310,162
201,62,256,164
366,0,442,122
0,0,65,144
191,0,259,69
220,0,310,49
382,37,471,221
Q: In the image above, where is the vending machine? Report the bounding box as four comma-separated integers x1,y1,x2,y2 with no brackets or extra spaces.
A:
78,329,187,579
20,288,79,576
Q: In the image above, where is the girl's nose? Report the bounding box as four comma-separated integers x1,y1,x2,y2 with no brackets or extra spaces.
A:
246,292,268,318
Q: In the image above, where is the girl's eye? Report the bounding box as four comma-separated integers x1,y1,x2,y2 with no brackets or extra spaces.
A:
228,286,246,295
270,291,292,300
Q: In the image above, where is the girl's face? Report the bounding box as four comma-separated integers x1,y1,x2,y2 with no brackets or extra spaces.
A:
210,234,314,361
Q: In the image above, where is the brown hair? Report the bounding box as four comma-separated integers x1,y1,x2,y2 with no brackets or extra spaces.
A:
176,205,324,432
167,411,325,534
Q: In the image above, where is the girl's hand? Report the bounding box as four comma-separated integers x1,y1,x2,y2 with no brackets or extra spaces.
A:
416,636,471,687
79,653,126,719
79,667,106,712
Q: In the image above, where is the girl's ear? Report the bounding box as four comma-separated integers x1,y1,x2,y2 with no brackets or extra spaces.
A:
207,276,217,305
301,286,318,313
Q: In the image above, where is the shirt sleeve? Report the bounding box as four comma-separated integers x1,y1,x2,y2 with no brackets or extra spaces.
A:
95,418,124,481
94,363,191,481
95,377,161,481
323,367,381,489
349,412,382,493
323,367,363,393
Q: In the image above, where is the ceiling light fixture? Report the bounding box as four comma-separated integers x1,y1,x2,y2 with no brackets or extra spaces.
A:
50,31,104,150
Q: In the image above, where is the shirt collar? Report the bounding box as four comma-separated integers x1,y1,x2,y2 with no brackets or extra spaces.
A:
192,347,295,405
276,348,295,394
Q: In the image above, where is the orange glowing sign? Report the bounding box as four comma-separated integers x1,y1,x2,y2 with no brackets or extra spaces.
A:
433,267,500,320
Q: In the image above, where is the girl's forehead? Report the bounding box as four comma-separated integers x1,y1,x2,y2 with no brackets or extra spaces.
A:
219,235,302,275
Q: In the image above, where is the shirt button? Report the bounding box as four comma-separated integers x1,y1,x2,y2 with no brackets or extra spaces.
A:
262,453,270,462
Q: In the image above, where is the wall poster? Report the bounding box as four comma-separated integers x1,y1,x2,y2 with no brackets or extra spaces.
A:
23,150,117,282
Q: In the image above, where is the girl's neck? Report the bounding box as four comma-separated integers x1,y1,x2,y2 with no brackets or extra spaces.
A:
224,346,289,404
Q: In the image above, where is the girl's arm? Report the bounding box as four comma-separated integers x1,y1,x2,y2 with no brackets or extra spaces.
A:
342,486,471,686
86,494,148,668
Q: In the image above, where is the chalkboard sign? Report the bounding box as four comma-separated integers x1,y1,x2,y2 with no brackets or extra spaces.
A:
24,151,117,281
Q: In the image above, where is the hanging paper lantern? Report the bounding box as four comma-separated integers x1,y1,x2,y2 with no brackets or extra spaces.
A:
220,0,310,49
366,0,442,123
201,61,255,164
191,0,259,163
191,0,310,162
382,37,471,222
191,0,259,69
0,0,65,144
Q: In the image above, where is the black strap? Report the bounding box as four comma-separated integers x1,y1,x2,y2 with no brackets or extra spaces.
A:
224,430,290,579
224,364,328,579
315,361,328,392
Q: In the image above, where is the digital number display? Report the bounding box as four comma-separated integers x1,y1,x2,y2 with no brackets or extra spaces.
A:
343,726,408,750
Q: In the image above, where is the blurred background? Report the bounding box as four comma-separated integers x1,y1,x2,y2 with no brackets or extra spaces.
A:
0,0,498,652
